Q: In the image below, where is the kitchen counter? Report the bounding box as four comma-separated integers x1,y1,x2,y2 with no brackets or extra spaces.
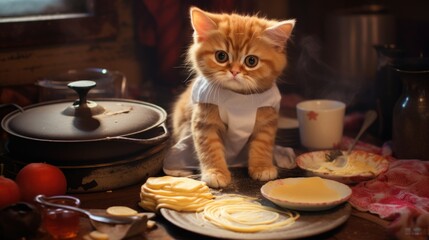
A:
70,167,391,240
0,126,393,239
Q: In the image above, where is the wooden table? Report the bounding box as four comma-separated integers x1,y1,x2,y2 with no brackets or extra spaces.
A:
70,168,392,240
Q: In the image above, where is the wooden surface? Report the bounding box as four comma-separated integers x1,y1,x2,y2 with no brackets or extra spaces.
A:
68,168,392,240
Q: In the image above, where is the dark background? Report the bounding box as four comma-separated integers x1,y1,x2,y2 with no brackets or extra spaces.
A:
0,0,428,110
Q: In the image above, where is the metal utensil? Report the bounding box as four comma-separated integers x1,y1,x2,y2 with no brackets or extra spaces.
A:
90,216,148,240
35,195,135,225
329,110,378,167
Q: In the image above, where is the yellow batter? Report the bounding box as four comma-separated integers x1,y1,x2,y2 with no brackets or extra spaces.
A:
269,177,340,203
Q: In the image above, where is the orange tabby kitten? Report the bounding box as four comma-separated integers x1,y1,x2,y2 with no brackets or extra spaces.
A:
170,7,295,188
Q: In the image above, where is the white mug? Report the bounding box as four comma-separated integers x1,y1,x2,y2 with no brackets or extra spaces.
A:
296,99,345,150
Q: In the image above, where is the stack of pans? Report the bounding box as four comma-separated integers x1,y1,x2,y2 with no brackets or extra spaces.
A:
276,116,300,148
1,81,169,193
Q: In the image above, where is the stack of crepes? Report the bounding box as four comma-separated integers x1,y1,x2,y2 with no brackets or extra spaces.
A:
139,176,215,212
338,135,429,237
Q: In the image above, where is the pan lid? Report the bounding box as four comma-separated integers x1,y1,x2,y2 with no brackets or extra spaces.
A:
2,81,167,141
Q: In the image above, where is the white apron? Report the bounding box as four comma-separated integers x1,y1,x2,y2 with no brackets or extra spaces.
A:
163,77,296,175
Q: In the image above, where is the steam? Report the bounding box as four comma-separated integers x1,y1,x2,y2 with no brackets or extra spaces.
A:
295,35,365,107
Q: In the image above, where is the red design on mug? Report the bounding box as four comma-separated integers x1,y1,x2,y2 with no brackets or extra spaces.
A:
307,111,318,120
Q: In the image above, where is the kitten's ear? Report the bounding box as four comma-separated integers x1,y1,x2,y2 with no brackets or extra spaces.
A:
190,7,217,42
263,19,296,50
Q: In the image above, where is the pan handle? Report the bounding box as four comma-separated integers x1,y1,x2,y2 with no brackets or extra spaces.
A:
0,103,24,113
107,122,169,145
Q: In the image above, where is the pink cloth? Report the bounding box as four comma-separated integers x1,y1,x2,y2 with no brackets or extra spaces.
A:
338,134,429,220
338,113,429,237
349,159,429,238
349,160,429,220
338,130,429,220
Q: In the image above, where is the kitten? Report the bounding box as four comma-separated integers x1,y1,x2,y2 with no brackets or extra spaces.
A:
169,7,295,188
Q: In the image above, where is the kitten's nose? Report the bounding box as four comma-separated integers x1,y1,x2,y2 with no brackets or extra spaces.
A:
230,65,241,77
230,70,240,77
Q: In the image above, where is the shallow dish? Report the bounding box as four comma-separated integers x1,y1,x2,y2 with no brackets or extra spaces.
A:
261,177,352,211
296,150,389,184
277,116,299,129
160,201,351,239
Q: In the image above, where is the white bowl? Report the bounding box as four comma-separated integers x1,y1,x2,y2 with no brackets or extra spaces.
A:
261,177,352,211
296,150,389,184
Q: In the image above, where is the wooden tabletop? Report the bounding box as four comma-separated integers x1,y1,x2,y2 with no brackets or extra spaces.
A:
70,168,392,240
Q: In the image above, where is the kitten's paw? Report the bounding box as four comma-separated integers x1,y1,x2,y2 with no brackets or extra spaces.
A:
249,166,278,181
201,169,231,188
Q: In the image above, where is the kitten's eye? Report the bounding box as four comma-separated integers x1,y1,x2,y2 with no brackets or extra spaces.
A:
215,50,228,63
244,55,259,68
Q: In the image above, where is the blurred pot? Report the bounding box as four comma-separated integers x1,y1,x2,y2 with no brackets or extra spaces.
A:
36,68,127,102
325,4,396,107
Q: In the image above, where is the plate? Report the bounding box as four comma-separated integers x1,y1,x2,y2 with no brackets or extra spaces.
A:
277,116,299,129
261,177,352,211
296,150,389,184
160,203,351,239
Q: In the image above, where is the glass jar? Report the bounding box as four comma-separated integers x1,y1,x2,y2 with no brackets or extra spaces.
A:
392,59,429,160
37,195,81,239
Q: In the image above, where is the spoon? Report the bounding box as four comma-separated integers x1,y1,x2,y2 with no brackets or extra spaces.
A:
331,110,378,167
35,195,135,225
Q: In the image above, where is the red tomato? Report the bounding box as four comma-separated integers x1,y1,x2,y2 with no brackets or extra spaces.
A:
15,163,67,202
0,176,21,208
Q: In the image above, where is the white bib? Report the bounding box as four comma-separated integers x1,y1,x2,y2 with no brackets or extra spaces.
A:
163,77,295,174
192,76,281,163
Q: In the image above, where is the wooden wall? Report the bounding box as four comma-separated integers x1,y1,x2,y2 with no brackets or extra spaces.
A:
0,0,144,103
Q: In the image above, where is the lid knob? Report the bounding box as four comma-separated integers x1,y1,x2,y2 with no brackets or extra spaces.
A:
63,80,105,117
68,80,96,107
